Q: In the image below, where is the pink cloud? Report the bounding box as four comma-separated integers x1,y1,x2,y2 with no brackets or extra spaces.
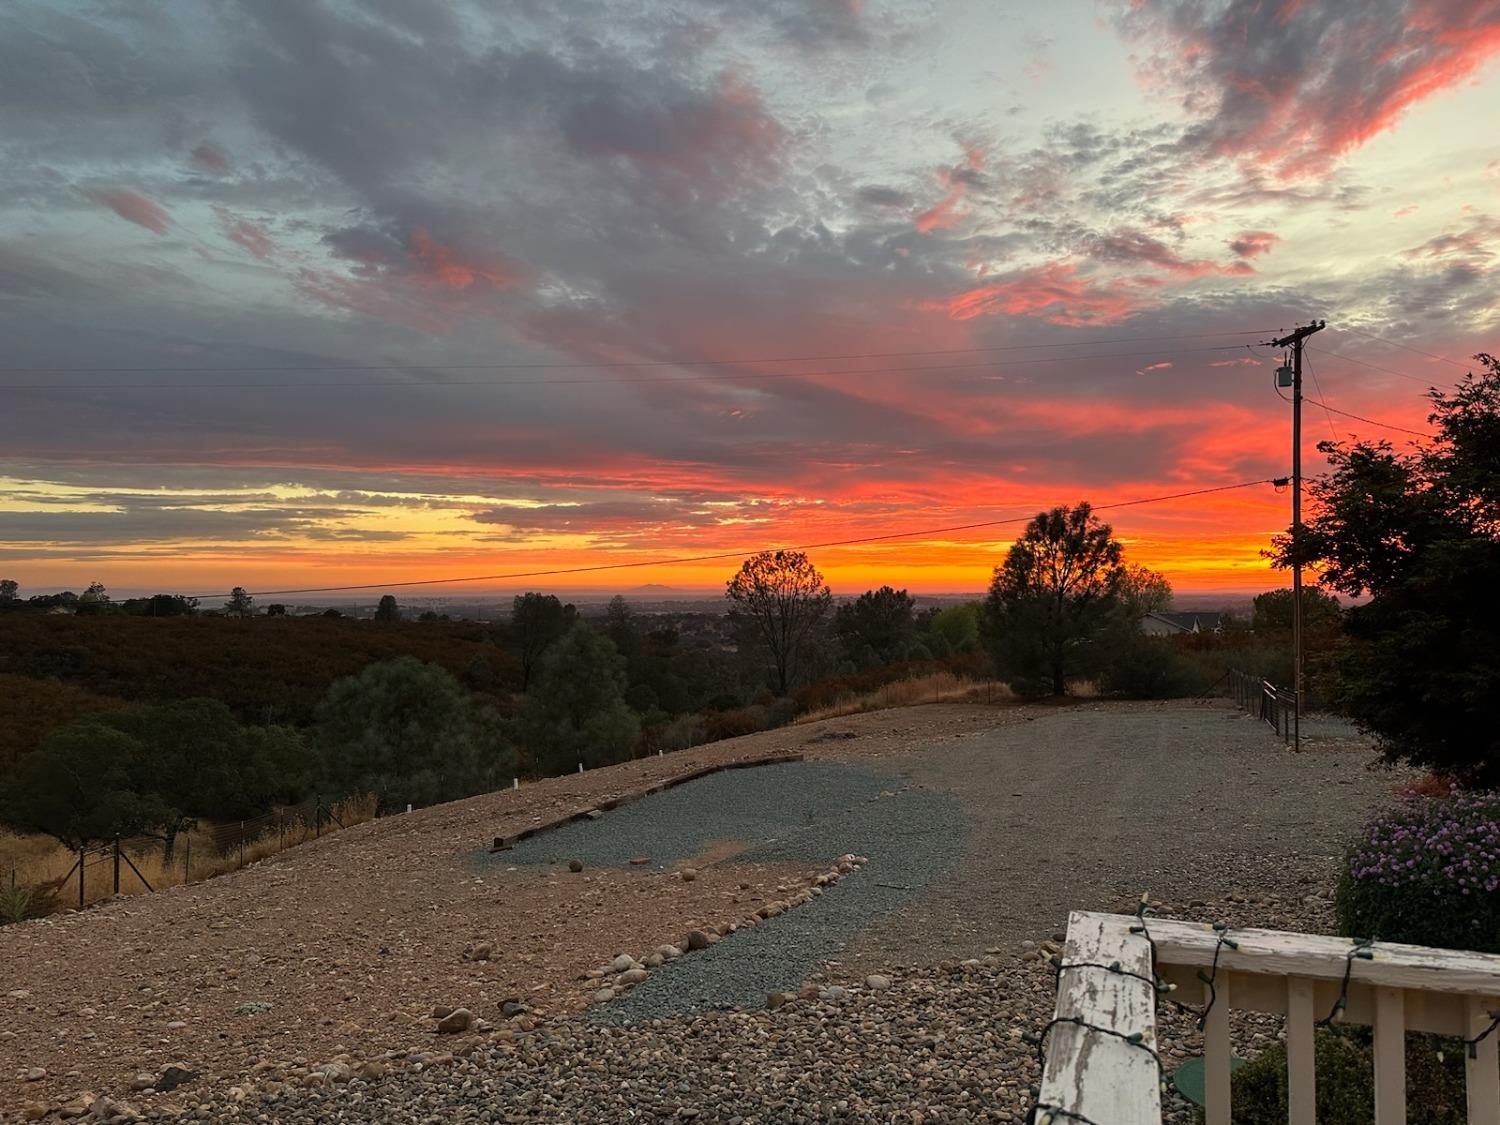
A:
407,229,525,290
1118,0,1500,178
1229,230,1280,258
1091,228,1258,277
939,262,1154,326
191,142,230,173
215,209,275,260
916,143,985,233
88,188,171,235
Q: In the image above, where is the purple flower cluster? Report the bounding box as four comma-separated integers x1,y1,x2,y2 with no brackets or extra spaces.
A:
1350,795,1500,897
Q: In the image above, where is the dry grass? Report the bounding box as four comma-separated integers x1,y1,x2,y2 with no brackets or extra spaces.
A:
0,793,377,918
794,672,1012,725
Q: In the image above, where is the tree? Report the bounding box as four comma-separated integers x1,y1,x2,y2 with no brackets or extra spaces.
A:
510,593,577,691
315,657,513,811
97,699,315,858
76,581,111,615
1272,354,1500,784
981,503,1129,696
834,586,917,668
0,579,17,603
122,594,198,617
603,595,641,658
374,594,401,623
0,722,170,850
265,603,287,617
1250,588,1343,633
225,587,254,617
1119,565,1173,618
514,624,640,774
725,550,832,696
927,602,982,655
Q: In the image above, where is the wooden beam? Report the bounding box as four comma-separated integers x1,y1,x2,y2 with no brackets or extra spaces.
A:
1037,910,1161,1125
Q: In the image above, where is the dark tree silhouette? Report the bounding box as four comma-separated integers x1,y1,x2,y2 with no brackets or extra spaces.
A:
834,586,917,667
981,503,1128,696
726,550,832,696
510,593,577,691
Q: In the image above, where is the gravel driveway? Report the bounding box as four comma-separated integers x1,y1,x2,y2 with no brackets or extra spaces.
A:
2,700,1402,1122
856,699,1394,962
488,701,1392,1021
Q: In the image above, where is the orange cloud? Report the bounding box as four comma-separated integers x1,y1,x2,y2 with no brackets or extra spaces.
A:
407,229,525,290
89,188,171,234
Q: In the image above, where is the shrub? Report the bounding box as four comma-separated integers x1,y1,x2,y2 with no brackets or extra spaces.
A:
655,714,705,753
701,706,767,742
1229,1027,1463,1125
1098,635,1204,699
1335,794,1500,953
0,883,33,925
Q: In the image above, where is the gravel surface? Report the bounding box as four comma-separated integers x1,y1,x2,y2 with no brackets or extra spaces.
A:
852,700,1399,964
1,699,1404,1122
153,889,1343,1125
526,761,967,1021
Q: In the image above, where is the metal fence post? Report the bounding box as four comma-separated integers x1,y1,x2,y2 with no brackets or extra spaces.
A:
78,847,85,908
113,839,121,895
239,821,245,868
184,834,191,883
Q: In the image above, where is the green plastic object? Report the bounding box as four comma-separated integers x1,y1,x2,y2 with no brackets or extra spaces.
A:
1172,1055,1247,1106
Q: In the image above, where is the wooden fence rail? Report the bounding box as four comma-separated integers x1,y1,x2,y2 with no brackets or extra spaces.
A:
1039,910,1500,1124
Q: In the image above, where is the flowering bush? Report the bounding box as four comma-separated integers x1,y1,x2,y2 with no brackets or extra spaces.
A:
1336,794,1500,953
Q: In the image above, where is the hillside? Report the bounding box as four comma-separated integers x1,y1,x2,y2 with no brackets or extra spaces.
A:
0,615,517,735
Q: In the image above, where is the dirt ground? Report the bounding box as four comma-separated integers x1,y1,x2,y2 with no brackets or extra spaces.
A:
0,699,1396,1116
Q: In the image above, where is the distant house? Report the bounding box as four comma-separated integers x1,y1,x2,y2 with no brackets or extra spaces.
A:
1141,611,1223,636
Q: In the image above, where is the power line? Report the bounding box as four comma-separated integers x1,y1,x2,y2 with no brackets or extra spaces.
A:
1334,325,1472,370
184,478,1277,601
1309,344,1455,387
0,330,1275,377
1303,349,1342,443
4,344,1261,392
1302,398,1433,438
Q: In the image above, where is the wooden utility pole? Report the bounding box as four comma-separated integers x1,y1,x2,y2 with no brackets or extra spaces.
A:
1265,320,1326,751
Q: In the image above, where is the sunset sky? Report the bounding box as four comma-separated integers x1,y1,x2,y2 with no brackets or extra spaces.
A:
2,0,1498,599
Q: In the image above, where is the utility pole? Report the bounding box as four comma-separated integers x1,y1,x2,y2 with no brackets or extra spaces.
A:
1264,319,1326,752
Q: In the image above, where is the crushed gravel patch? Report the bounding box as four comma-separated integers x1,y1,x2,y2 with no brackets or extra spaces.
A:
522,762,968,1021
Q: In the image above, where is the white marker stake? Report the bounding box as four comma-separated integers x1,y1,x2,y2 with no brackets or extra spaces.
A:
513,777,519,790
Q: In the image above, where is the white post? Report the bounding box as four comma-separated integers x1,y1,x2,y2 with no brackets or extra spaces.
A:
1285,976,1316,1125
1373,986,1406,1125
405,803,412,814
512,777,519,790
1203,972,1232,1125
577,762,583,774
1465,996,1500,1121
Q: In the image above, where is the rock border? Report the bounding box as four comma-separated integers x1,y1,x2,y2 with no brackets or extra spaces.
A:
582,854,870,1007
488,753,807,852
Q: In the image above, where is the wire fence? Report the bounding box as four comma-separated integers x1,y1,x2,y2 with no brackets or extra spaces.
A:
1227,668,1297,742
3,796,359,919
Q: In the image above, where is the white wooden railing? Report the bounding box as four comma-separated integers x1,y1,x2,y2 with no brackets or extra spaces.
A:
1038,910,1500,1125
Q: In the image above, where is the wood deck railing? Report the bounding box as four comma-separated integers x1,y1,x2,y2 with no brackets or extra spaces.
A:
1037,910,1500,1124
